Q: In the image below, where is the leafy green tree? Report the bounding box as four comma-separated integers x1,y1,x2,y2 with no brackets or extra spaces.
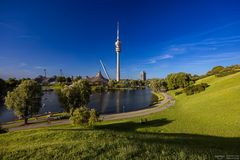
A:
118,80,126,88
5,80,42,124
166,72,192,90
108,80,116,89
59,80,91,114
70,106,90,125
88,109,98,127
166,74,177,90
66,77,72,83
74,76,82,82
6,78,20,91
149,79,161,92
207,66,224,75
69,106,98,126
129,80,138,88
56,76,66,83
0,78,7,103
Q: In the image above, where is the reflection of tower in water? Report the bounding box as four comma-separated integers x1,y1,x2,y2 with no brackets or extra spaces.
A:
115,91,120,113
101,92,110,113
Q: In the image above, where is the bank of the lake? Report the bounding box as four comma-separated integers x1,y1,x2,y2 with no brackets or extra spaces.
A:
0,88,156,123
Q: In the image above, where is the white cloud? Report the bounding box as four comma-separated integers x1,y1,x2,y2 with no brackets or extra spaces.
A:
34,66,44,69
19,62,27,67
147,54,173,64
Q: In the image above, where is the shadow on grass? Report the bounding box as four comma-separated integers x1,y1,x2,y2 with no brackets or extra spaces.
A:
95,118,174,132
97,119,240,154
47,118,240,155
48,128,93,131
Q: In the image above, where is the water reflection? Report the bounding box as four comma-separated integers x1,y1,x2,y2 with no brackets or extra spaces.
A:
0,88,153,123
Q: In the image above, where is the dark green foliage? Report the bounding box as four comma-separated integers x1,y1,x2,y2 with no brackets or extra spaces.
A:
184,83,209,96
166,72,194,90
0,78,7,103
175,91,183,96
91,85,106,93
0,126,8,134
207,66,224,76
0,78,20,103
151,93,159,105
56,76,66,83
59,80,91,114
149,79,167,92
88,109,98,127
73,76,82,82
66,77,72,83
207,64,240,77
107,79,146,89
107,80,116,89
4,80,42,124
5,78,20,91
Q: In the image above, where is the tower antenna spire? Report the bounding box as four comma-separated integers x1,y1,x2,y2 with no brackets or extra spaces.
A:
117,21,119,40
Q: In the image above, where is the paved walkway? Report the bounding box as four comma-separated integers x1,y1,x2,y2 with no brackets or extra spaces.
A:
3,92,175,132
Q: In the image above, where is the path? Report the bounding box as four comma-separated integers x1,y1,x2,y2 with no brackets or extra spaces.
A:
3,92,175,132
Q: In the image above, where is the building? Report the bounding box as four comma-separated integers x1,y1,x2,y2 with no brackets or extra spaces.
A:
140,71,146,81
115,22,121,81
87,71,108,85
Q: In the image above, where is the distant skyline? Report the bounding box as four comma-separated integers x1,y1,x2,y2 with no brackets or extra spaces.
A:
0,0,240,79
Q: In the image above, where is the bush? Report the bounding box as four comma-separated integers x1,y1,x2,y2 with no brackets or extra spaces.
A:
175,91,183,96
0,126,8,134
70,106,98,126
184,83,209,96
215,70,239,77
88,109,98,127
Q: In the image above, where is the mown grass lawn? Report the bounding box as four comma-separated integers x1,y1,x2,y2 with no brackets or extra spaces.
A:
0,123,240,160
0,72,240,159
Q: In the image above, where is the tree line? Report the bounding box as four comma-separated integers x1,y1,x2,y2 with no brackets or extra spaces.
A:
1,79,97,126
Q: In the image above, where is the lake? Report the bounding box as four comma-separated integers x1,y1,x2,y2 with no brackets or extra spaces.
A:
0,88,154,123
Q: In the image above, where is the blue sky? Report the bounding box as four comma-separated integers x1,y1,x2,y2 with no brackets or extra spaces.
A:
0,0,240,79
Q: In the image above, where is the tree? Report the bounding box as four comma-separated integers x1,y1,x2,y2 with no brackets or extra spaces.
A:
66,77,72,83
149,79,161,92
0,78,7,103
149,79,167,92
56,76,66,83
107,80,116,89
59,80,91,114
5,80,42,124
88,109,98,127
129,80,138,88
207,66,224,76
69,106,98,126
166,72,193,90
6,78,20,91
70,106,90,125
74,76,82,82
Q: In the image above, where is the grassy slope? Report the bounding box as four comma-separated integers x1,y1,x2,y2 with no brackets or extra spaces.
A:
141,72,240,137
0,73,240,159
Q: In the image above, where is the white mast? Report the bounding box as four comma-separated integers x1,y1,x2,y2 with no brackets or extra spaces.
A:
100,59,111,80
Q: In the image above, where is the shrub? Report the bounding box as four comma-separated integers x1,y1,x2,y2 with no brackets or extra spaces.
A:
0,126,8,134
175,91,183,96
88,109,98,127
70,106,98,126
184,83,209,96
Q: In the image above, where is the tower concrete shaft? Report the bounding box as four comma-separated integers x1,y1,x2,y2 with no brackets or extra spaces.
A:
115,22,121,81
116,52,120,81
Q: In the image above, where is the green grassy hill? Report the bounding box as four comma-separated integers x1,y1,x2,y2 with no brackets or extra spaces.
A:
141,72,240,137
0,73,240,159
